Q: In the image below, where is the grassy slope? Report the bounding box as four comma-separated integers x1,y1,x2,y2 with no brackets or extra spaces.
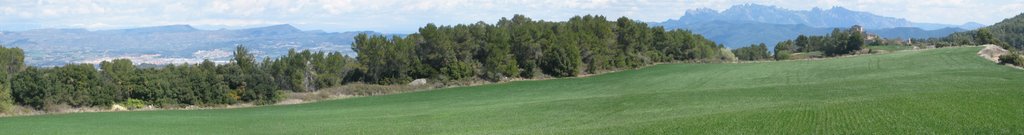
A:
2,47,1023,134
866,45,913,52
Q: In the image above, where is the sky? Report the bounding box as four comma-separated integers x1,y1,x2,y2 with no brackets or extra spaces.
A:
1,0,1022,33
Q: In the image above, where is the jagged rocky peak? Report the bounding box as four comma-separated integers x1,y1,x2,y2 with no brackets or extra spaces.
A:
828,6,849,11
723,3,787,12
730,3,771,8
684,8,718,16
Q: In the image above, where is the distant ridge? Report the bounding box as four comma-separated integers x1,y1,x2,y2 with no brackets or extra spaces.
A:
0,24,385,66
100,24,199,34
661,4,977,30
240,24,304,36
652,4,971,49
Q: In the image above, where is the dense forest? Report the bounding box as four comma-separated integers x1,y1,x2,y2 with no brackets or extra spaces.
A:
351,15,731,84
0,15,732,111
937,13,1024,49
0,45,363,110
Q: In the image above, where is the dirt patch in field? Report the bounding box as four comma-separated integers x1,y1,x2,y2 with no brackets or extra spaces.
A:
977,44,1008,62
275,99,306,105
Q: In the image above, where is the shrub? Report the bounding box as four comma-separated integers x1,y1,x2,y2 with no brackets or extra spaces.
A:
999,53,1024,66
122,98,145,110
774,51,792,60
42,104,73,112
153,98,180,108
0,90,10,113
0,103,10,113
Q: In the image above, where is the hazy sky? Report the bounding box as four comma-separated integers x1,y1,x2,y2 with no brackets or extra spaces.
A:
1,0,1022,33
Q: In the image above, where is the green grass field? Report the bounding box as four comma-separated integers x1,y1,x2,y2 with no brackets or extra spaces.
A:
2,47,1023,134
867,45,914,52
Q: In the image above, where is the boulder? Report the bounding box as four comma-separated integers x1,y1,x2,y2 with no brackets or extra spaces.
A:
408,79,428,86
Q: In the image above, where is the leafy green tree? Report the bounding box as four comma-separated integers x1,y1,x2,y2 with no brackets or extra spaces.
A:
846,31,865,53
976,28,1004,46
795,35,810,52
733,44,771,61
11,67,44,108
774,40,795,60
541,25,583,77
99,59,135,103
481,26,519,81
0,46,24,112
785,26,865,57
226,45,279,104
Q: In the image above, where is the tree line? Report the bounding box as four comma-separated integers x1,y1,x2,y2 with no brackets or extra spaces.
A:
0,15,732,111
765,26,866,60
729,26,866,61
0,45,361,110
351,15,731,84
732,43,771,61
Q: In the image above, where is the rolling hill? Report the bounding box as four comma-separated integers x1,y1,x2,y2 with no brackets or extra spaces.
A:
1,47,1021,134
971,13,1024,49
0,24,379,66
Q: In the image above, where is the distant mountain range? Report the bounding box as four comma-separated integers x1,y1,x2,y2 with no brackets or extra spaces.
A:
663,4,983,30
0,24,380,66
652,4,983,49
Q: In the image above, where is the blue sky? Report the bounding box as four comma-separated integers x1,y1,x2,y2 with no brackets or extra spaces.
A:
1,0,1022,33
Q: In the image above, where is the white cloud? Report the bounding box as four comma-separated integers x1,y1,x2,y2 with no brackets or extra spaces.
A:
69,22,115,29
999,3,1024,14
165,19,283,27
557,0,614,9
207,0,270,16
320,0,356,15
284,0,309,13
0,6,16,14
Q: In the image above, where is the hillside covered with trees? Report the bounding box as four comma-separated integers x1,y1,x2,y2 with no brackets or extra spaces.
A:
917,13,1023,50
352,15,730,84
0,15,731,112
1,45,360,110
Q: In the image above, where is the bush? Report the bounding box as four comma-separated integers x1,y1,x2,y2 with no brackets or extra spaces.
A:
999,53,1024,66
774,51,792,60
541,44,582,77
121,98,145,110
0,103,10,113
42,103,73,112
0,89,11,113
153,98,180,108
